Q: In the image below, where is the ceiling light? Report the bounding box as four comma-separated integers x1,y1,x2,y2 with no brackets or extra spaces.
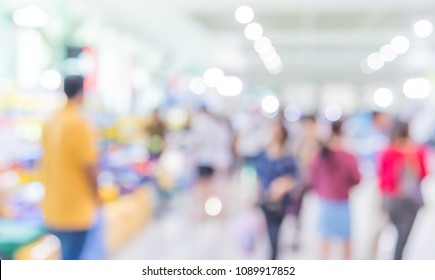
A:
217,76,243,96
366,53,385,71
234,6,254,24
379,44,397,62
391,36,410,54
244,22,263,41
403,78,431,99
254,37,273,54
261,95,280,114
413,20,433,38
203,68,224,88
373,88,394,108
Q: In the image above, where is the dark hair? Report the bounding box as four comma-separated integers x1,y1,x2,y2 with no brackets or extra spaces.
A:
64,75,84,99
275,121,288,146
371,111,381,120
331,121,343,136
390,121,409,141
301,115,316,123
321,121,343,159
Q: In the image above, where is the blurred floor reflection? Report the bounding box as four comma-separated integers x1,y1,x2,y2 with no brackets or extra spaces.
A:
113,176,435,260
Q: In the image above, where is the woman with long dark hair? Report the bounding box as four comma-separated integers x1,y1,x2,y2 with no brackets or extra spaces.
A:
310,121,361,259
378,121,427,259
256,121,299,260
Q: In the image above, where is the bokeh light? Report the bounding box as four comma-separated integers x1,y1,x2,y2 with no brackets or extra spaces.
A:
203,68,224,88
189,77,206,95
204,196,223,217
391,36,410,54
373,88,394,108
41,69,61,91
324,104,343,121
254,37,273,54
217,76,243,96
379,44,397,62
403,78,432,99
166,107,189,128
413,20,433,38
261,95,280,114
244,22,263,41
367,53,385,71
284,105,302,122
234,6,254,24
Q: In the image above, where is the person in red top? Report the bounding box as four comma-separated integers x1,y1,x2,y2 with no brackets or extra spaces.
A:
378,121,427,260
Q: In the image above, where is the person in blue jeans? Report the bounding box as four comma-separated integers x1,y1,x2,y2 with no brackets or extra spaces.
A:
256,121,299,260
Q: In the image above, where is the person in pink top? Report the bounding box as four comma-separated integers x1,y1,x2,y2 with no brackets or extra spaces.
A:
310,121,361,259
378,121,427,260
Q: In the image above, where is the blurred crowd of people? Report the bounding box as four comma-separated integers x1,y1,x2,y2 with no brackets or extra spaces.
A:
40,75,429,260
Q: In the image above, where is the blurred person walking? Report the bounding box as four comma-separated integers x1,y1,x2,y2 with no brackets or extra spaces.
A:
256,121,299,260
310,121,361,260
145,109,166,160
41,76,100,260
191,106,221,215
378,121,427,260
367,111,393,259
290,115,321,250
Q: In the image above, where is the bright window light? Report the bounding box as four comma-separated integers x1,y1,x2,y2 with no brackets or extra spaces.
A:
13,6,49,28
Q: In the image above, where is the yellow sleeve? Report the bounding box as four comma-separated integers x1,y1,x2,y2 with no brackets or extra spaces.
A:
75,121,98,166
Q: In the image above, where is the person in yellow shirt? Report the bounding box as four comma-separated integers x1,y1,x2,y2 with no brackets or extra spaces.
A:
41,75,99,260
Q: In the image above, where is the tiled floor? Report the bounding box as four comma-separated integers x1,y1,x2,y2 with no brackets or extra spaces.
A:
113,175,435,260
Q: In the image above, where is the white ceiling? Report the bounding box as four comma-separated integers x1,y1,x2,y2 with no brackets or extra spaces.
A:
5,0,435,88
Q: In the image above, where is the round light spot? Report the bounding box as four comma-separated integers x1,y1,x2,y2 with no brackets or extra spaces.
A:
189,77,206,94
367,53,385,71
403,78,432,99
204,196,223,217
41,69,61,91
261,95,280,114
373,88,394,108
235,6,254,24
413,20,433,38
391,36,410,55
379,44,397,62
217,76,243,96
284,105,302,122
203,68,224,88
254,37,273,54
244,22,263,41
324,104,343,122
